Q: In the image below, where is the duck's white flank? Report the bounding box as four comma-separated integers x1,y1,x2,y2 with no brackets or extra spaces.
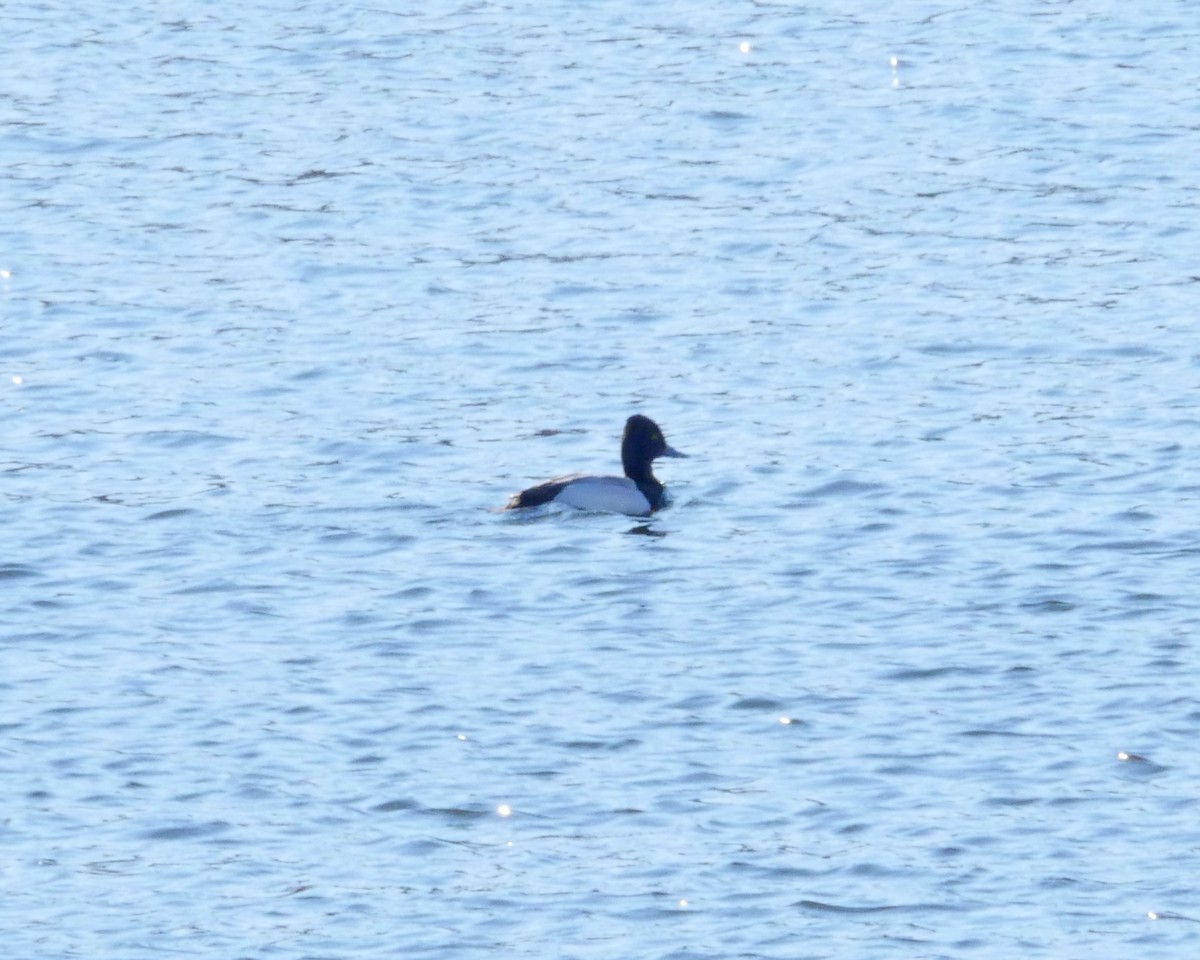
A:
549,476,652,515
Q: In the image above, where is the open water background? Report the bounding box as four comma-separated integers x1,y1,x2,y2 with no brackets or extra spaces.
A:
4,1,1200,957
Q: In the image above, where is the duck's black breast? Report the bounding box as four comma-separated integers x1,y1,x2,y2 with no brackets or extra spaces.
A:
634,477,666,512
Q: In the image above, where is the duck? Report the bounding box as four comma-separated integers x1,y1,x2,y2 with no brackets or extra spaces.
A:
504,415,687,516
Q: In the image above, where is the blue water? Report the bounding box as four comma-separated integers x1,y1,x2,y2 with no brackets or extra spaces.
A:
4,2,1200,957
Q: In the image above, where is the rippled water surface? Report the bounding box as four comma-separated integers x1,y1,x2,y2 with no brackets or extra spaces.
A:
5,2,1200,957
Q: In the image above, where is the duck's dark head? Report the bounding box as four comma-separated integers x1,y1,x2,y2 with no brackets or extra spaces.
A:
621,415,686,480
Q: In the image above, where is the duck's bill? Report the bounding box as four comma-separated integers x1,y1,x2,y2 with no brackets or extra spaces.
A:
661,444,687,458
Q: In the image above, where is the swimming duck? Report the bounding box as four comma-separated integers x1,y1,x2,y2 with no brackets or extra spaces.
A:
504,415,687,516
